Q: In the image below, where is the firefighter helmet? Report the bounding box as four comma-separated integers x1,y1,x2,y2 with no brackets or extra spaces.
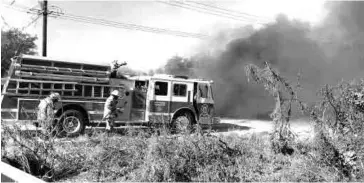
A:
111,90,120,97
50,92,61,101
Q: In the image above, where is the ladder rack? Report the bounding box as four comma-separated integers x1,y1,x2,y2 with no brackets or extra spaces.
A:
15,71,110,84
15,63,110,77
3,79,125,99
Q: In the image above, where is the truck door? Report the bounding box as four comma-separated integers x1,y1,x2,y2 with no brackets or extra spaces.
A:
130,80,148,122
147,80,171,122
170,82,193,113
195,82,214,124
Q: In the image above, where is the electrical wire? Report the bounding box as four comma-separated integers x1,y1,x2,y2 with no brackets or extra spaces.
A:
2,3,43,56
1,4,41,31
189,2,271,22
57,14,204,38
21,14,41,31
4,4,210,39
158,1,255,23
157,0,269,25
179,1,268,22
51,13,209,39
188,1,270,21
1,15,11,28
3,3,33,13
14,14,42,55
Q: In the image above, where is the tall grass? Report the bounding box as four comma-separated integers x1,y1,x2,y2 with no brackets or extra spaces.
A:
2,124,355,182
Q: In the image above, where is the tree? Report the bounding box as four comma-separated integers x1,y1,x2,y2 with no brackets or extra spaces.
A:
245,62,306,155
1,28,38,77
164,55,195,77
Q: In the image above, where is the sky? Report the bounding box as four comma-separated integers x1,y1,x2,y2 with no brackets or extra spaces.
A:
1,0,327,71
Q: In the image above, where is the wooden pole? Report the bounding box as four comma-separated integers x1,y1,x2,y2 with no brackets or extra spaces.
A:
42,0,48,56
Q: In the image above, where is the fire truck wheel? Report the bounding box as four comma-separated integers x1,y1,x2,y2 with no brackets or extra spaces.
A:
59,110,85,137
172,112,193,134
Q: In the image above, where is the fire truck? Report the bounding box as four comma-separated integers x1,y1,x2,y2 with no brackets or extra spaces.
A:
1,55,219,136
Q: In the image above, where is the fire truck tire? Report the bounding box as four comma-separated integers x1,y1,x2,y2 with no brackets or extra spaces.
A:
172,112,193,134
58,110,85,137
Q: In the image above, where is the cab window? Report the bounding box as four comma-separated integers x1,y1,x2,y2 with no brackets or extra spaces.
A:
155,81,168,96
135,80,148,92
199,83,208,98
173,84,187,97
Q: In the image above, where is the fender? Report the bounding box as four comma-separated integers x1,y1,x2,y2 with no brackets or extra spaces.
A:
171,106,197,123
55,103,90,124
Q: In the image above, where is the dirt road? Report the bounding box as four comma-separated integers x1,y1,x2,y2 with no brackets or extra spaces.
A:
15,118,314,139
211,118,313,139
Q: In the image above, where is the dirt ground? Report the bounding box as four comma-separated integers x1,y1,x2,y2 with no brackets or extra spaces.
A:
212,118,313,140
15,118,314,140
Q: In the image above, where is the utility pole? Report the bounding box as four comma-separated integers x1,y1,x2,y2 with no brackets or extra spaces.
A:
42,0,48,57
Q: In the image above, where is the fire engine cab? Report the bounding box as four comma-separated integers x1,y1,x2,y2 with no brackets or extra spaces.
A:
1,55,220,136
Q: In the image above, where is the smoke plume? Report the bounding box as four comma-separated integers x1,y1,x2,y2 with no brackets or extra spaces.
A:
193,1,364,119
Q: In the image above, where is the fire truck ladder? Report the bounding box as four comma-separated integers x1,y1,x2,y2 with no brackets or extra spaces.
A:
3,78,123,99
1,58,17,104
6,79,77,96
10,61,111,84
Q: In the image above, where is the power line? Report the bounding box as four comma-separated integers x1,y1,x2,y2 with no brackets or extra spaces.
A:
2,2,43,58
181,1,268,22
13,14,42,55
53,13,209,39
3,4,30,13
188,1,271,21
5,4,210,39
59,14,209,39
157,1,269,25
1,15,11,28
158,1,255,23
178,1,270,24
21,14,42,31
2,4,41,30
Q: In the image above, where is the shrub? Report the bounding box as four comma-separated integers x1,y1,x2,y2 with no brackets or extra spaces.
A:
310,80,364,180
245,62,364,181
245,62,305,155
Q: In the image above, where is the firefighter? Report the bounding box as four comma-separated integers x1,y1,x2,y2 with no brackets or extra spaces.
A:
37,92,61,136
103,90,123,132
109,60,127,79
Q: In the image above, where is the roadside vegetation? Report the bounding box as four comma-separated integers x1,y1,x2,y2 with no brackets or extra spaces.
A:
0,125,341,182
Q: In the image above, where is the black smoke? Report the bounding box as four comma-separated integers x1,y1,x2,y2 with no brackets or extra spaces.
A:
193,1,364,119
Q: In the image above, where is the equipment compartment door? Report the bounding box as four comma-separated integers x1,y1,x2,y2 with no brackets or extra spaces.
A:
195,83,214,124
110,78,132,122
130,89,147,121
